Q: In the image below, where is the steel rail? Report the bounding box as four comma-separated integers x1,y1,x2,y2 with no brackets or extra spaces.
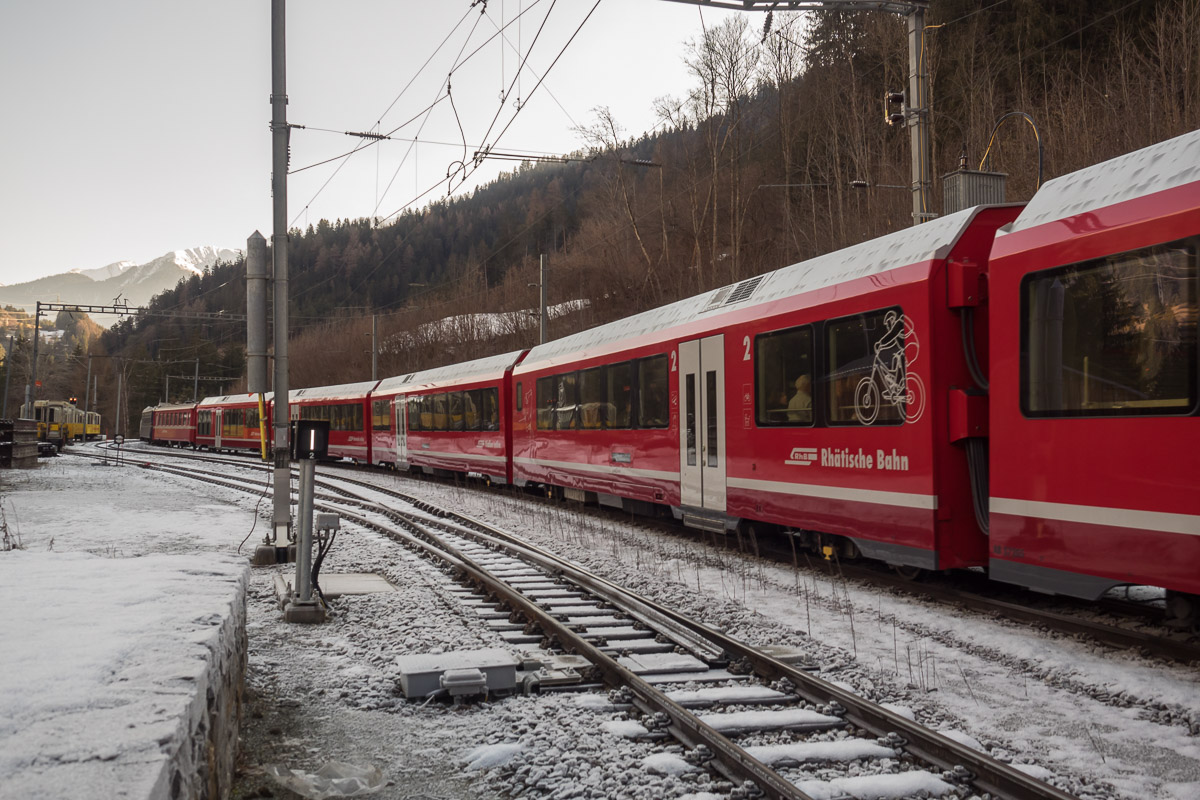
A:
320,500,818,800
314,476,1079,800
89,445,1200,661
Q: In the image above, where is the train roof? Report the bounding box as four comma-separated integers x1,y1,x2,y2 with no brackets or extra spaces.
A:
197,393,273,408
289,380,380,403
155,402,197,412
1001,128,1200,236
374,350,526,394
519,206,987,368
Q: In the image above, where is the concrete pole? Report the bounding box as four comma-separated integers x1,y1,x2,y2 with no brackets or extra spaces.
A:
907,7,934,224
193,358,199,402
539,255,547,345
271,0,292,546
371,314,378,382
3,335,13,419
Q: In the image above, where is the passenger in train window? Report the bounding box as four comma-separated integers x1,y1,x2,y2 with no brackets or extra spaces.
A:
787,375,812,422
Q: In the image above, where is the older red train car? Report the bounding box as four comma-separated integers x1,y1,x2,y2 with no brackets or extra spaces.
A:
150,402,197,448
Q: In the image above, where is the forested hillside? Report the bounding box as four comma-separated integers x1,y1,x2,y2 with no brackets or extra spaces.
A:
6,0,1195,435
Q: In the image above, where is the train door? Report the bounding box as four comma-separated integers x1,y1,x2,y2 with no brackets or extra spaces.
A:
214,409,222,448
395,396,407,464
678,335,727,511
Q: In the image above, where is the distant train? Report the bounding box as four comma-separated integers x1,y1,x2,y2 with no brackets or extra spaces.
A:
140,130,1200,625
34,400,100,448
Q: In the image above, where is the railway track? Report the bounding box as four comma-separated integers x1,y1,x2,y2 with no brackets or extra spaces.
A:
74,444,1086,799
85,440,1200,666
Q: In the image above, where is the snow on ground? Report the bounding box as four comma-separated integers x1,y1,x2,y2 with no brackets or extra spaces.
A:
5,449,1199,800
0,458,247,799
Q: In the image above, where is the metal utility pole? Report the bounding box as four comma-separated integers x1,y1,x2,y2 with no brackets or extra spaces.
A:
270,0,292,551
659,0,934,224
371,314,378,381
539,255,548,345
193,358,200,402
23,301,41,418
906,6,934,223
83,354,92,424
115,367,123,438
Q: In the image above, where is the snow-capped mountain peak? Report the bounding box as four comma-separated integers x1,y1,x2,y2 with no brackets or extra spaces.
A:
69,261,137,282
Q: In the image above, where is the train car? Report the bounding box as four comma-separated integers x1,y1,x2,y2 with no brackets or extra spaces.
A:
139,407,154,442
513,205,1021,575
195,393,272,454
150,402,197,448
86,411,101,440
375,350,526,482
34,400,85,446
986,129,1200,621
289,381,379,463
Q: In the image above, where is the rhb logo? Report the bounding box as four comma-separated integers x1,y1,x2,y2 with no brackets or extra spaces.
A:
785,447,818,466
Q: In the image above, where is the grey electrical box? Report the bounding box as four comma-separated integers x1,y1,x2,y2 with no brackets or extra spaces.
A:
943,168,1006,214
395,648,519,699
440,668,488,698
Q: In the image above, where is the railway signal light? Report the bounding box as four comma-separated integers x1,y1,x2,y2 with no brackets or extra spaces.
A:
69,396,77,405
884,91,906,127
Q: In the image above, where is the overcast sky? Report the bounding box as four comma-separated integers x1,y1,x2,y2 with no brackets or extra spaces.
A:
0,0,760,286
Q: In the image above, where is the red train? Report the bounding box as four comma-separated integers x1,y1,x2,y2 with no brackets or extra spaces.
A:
140,131,1199,623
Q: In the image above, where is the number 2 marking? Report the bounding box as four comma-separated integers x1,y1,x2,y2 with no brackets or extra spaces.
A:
743,335,751,361
671,350,678,372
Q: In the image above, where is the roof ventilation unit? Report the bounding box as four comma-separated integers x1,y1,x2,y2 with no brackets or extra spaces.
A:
702,275,766,313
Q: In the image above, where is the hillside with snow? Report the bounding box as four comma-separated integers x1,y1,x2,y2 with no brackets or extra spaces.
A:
0,247,240,311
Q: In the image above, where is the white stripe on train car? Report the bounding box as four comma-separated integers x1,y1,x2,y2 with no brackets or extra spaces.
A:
727,476,937,511
514,456,680,482
411,450,507,465
990,497,1200,536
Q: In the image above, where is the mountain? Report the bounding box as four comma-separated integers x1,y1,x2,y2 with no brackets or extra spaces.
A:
0,247,241,311
70,261,136,282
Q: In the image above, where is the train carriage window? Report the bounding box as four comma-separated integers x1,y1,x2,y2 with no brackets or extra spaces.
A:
1023,238,1198,417
578,367,606,430
536,376,555,430
482,388,500,430
605,362,632,429
432,394,449,431
463,389,482,431
448,392,467,431
825,308,906,426
556,373,579,430
515,382,523,412
420,395,434,430
407,397,422,432
637,355,669,428
373,399,390,431
755,326,814,426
